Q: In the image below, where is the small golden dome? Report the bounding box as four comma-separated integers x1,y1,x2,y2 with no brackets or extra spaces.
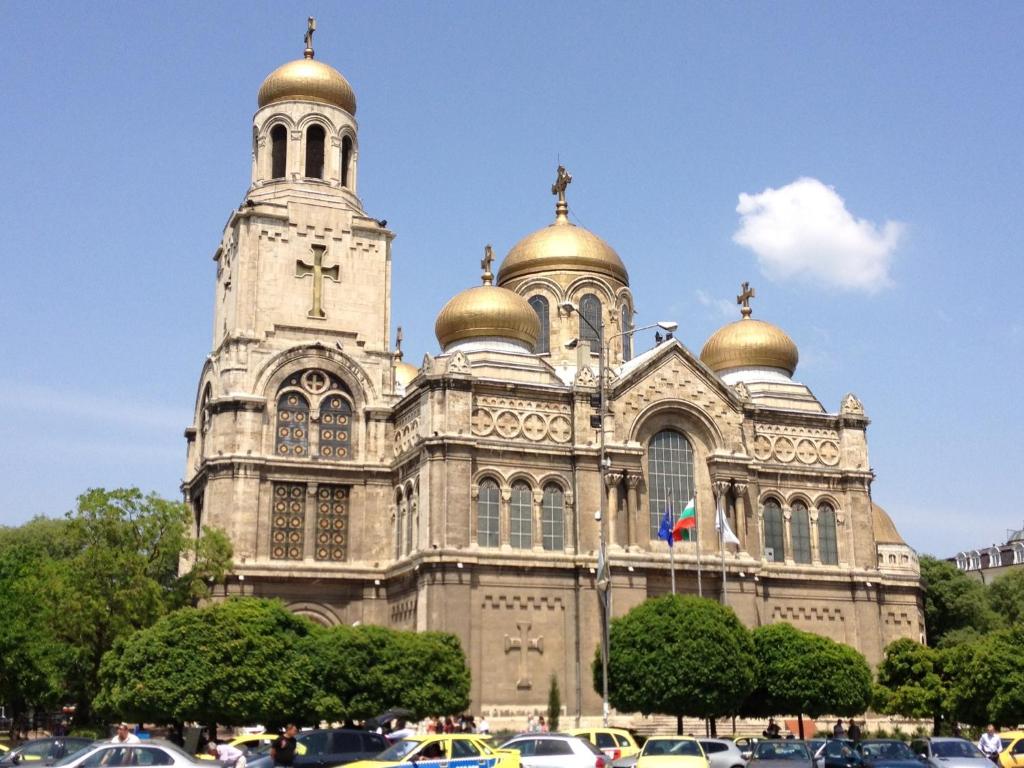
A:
395,360,419,388
497,166,629,285
435,246,541,350
700,284,798,375
871,503,906,545
258,57,356,114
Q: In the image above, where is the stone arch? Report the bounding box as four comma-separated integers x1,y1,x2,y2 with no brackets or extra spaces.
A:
255,345,376,404
287,601,341,627
628,398,725,450
565,276,618,304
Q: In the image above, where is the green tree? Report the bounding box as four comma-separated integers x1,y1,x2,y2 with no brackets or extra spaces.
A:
987,569,1024,627
745,623,872,737
96,598,319,727
874,638,946,733
919,555,999,647
596,595,757,727
547,675,561,732
946,626,1024,727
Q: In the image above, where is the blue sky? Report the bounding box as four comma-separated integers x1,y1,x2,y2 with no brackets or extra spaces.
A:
1,2,1021,557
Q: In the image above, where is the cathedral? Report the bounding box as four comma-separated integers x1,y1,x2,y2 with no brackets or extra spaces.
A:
183,24,924,723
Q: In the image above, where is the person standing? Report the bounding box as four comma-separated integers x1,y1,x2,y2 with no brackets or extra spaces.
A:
847,721,862,743
833,720,846,738
271,725,298,768
111,724,140,744
763,719,781,739
208,741,246,768
979,725,1001,763
477,716,490,735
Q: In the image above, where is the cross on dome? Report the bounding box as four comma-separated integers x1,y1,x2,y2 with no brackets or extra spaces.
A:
304,17,316,59
551,165,572,221
480,244,495,285
737,281,756,318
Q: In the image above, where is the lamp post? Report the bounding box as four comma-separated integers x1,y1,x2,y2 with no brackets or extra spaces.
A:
562,303,678,726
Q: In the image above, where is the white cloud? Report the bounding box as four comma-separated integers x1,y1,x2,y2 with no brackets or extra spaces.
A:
695,289,736,319
733,177,903,293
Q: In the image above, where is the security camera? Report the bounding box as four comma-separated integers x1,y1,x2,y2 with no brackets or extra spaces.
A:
594,510,602,522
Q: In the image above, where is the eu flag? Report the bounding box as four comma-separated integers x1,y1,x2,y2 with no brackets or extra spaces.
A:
657,507,674,548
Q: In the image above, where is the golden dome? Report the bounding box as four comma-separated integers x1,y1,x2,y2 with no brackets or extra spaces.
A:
435,247,541,350
395,360,419,388
258,55,356,114
700,285,799,375
872,503,906,545
497,166,629,285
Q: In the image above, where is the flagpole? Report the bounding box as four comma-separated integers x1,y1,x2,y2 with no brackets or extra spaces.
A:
695,491,703,598
669,488,676,596
718,488,727,605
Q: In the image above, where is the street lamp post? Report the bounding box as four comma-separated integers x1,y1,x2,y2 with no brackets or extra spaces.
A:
562,303,678,726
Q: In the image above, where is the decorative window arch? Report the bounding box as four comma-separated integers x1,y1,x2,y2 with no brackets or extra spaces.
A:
305,124,326,178
477,479,500,547
319,392,352,460
275,391,310,456
646,429,695,538
621,304,632,361
579,293,602,347
791,501,811,564
273,369,354,460
510,481,533,549
341,135,354,188
529,295,550,354
270,124,287,179
763,498,785,562
542,483,565,551
817,503,839,565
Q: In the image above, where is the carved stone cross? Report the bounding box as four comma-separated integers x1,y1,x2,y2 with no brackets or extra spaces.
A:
737,281,756,318
296,244,339,319
504,620,544,689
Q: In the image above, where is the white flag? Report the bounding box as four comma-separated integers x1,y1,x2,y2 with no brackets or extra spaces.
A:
715,498,740,546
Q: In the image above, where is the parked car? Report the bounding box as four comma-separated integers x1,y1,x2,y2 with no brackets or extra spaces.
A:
909,739,992,768
53,739,205,768
698,740,746,768
817,741,862,768
997,732,1024,768
856,741,919,768
500,733,607,768
567,731,641,762
735,741,762,762
748,741,814,768
346,734,520,768
635,737,707,768
0,739,94,767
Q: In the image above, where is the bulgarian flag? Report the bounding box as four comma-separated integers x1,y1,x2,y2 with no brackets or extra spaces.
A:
672,497,696,541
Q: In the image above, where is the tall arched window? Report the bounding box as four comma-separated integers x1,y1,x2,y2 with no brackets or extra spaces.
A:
341,135,353,188
646,430,695,538
406,497,416,555
270,124,287,179
510,482,533,549
477,479,500,547
542,484,565,551
275,391,309,456
579,293,602,347
394,494,405,560
791,501,811,564
529,296,550,354
305,125,325,179
763,498,785,562
319,393,352,460
818,503,839,565
621,304,632,361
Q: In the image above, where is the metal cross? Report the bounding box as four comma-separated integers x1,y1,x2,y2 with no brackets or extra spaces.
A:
480,244,494,285
737,281,756,317
296,244,340,319
304,17,316,56
551,165,572,204
504,620,544,690
395,326,404,357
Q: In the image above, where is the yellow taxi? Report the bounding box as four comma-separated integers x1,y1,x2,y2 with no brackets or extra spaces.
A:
197,732,308,760
347,734,519,768
998,732,1024,768
635,737,708,768
567,729,641,761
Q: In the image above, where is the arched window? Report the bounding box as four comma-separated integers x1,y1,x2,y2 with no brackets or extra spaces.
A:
510,482,533,549
763,499,785,562
305,125,325,179
529,296,550,354
791,501,811,564
406,496,416,555
818,503,838,565
275,391,309,456
394,493,405,560
341,135,353,188
646,430,695,538
542,484,564,551
621,304,632,361
319,393,352,459
477,479,500,547
270,124,287,179
579,293,602,347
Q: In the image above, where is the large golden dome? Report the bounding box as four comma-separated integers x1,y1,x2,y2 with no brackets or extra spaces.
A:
395,360,419,388
700,285,799,375
497,166,629,285
436,249,541,350
258,55,356,114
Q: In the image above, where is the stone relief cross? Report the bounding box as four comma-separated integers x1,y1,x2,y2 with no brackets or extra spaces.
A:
296,244,340,319
737,281,756,317
504,620,544,689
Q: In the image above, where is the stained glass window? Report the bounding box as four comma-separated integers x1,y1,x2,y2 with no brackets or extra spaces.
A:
319,393,352,459
542,484,565,551
763,499,785,562
621,304,632,362
791,501,811,564
510,482,533,549
477,479,500,547
579,294,602,346
647,430,695,537
314,485,348,562
818,503,839,565
271,482,305,560
529,296,550,354
275,392,310,456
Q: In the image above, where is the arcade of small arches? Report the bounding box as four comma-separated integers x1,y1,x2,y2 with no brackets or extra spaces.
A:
760,496,841,566
273,368,354,460
472,476,570,552
257,115,356,188
522,286,634,360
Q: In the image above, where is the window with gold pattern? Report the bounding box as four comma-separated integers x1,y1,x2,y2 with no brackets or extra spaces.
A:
271,483,306,560
314,485,349,561
275,392,310,456
319,393,352,459
273,369,354,461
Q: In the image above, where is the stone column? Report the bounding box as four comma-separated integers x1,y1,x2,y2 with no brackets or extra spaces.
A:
605,471,624,548
733,482,748,550
713,480,731,550
626,472,643,548
782,504,794,564
500,484,512,549
809,506,820,564
304,482,318,561
532,487,544,551
565,490,576,554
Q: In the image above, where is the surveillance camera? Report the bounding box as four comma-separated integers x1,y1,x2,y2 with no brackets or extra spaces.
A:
594,510,602,521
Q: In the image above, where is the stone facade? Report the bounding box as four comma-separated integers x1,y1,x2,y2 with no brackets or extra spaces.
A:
182,41,924,722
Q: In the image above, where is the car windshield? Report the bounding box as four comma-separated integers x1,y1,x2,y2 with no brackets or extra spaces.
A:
860,743,914,760
376,740,423,761
933,743,985,759
643,740,702,757
753,743,811,761
54,746,96,767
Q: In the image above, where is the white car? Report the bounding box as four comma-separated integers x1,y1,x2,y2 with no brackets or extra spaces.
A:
55,740,207,768
500,734,609,768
